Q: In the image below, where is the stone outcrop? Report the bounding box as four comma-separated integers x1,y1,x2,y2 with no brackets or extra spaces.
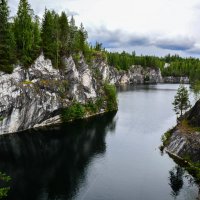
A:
185,100,200,127
93,59,163,85
0,54,168,134
166,129,200,162
166,100,200,163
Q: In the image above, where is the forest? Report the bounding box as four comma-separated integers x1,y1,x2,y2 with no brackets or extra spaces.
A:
0,0,98,73
1,0,200,83
106,52,200,82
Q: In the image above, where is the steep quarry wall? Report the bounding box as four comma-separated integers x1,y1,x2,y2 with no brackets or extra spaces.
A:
0,54,178,134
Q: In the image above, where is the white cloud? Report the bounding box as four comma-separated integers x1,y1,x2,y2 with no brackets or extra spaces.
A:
8,0,200,57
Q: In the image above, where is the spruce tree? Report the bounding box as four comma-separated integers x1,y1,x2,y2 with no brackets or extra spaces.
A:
41,10,60,68
14,0,38,67
68,16,78,53
0,0,16,73
78,23,88,53
31,15,41,59
59,12,69,55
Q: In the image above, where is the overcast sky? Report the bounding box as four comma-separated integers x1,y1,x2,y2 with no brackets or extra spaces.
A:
9,0,200,57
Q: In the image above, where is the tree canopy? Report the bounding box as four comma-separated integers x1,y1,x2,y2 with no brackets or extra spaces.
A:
0,0,90,72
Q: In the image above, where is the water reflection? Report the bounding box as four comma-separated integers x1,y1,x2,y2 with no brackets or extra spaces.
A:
169,166,184,198
0,112,116,200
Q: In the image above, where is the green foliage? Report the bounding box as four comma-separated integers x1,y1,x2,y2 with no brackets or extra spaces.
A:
106,52,200,84
41,10,60,68
0,172,11,199
96,98,103,110
41,10,89,68
62,102,85,121
177,119,200,133
0,0,124,72
22,80,33,84
161,54,200,82
161,129,173,147
72,53,81,65
85,100,99,114
61,96,113,122
59,12,69,56
172,85,191,118
191,80,200,100
31,16,41,59
106,51,164,71
94,42,104,51
0,172,11,182
104,83,118,111
85,98,104,114
13,0,41,67
0,187,10,199
0,0,16,73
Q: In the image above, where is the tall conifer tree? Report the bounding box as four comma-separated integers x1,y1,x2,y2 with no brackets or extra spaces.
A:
0,0,16,73
41,10,60,68
14,0,40,66
59,12,69,55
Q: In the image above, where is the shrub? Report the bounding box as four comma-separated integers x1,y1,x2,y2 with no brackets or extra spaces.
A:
85,101,98,114
104,83,118,111
62,102,85,121
161,129,173,147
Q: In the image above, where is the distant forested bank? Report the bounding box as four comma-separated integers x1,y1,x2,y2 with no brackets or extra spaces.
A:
106,52,200,82
1,0,200,84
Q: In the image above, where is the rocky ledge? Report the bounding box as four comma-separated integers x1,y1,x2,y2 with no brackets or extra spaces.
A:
162,100,200,184
164,100,200,162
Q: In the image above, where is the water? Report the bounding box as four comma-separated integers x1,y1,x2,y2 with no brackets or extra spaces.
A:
0,84,198,200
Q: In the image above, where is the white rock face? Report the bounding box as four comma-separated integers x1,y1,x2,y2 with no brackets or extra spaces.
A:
0,54,98,134
0,54,164,134
93,60,163,85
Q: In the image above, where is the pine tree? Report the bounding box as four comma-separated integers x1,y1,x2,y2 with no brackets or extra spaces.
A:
0,0,16,73
172,85,191,118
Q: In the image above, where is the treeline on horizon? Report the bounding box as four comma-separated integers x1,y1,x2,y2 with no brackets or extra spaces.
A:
1,0,200,83
0,0,102,73
106,51,200,82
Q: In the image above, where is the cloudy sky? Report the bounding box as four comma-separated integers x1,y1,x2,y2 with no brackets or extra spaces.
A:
9,0,200,57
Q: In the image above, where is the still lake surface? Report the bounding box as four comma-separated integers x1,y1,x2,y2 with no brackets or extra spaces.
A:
0,84,199,200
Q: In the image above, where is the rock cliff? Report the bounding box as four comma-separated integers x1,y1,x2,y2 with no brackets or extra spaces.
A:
0,54,163,134
165,100,200,163
94,58,163,84
0,54,99,134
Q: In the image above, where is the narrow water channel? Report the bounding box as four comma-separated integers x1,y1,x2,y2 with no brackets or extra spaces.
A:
0,84,198,200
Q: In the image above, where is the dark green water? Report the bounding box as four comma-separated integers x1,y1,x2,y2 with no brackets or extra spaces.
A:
0,84,198,200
